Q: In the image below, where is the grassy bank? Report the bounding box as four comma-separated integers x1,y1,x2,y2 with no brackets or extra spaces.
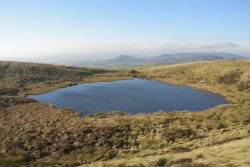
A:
136,59,250,104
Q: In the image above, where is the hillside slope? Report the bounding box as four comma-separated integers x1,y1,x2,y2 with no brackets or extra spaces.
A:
0,60,249,167
0,61,129,109
0,61,110,87
81,136,250,167
80,59,250,167
137,59,250,104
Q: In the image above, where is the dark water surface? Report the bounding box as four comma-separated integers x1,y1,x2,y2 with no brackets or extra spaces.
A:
30,79,229,115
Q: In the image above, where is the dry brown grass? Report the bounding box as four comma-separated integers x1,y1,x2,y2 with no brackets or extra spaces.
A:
0,60,249,166
80,136,250,167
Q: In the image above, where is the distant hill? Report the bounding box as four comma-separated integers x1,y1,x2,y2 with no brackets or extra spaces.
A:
78,52,244,68
110,55,140,62
77,55,149,68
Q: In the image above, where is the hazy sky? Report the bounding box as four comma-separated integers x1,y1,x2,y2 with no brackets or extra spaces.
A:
0,0,250,61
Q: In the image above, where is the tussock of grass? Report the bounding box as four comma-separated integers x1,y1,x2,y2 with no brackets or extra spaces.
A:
82,136,250,167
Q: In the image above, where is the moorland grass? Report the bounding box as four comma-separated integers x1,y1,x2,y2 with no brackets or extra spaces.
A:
0,60,249,167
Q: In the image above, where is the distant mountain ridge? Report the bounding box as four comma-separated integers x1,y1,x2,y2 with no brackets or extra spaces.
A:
78,52,244,68
151,52,242,60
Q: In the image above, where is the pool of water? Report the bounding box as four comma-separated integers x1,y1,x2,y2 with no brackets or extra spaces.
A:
30,79,229,115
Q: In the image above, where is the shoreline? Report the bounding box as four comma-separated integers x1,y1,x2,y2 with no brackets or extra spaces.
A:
27,77,231,116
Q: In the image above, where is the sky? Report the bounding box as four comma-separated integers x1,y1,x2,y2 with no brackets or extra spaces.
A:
0,0,250,62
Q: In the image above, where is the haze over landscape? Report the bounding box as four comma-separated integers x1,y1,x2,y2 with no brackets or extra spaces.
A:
0,1,250,167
